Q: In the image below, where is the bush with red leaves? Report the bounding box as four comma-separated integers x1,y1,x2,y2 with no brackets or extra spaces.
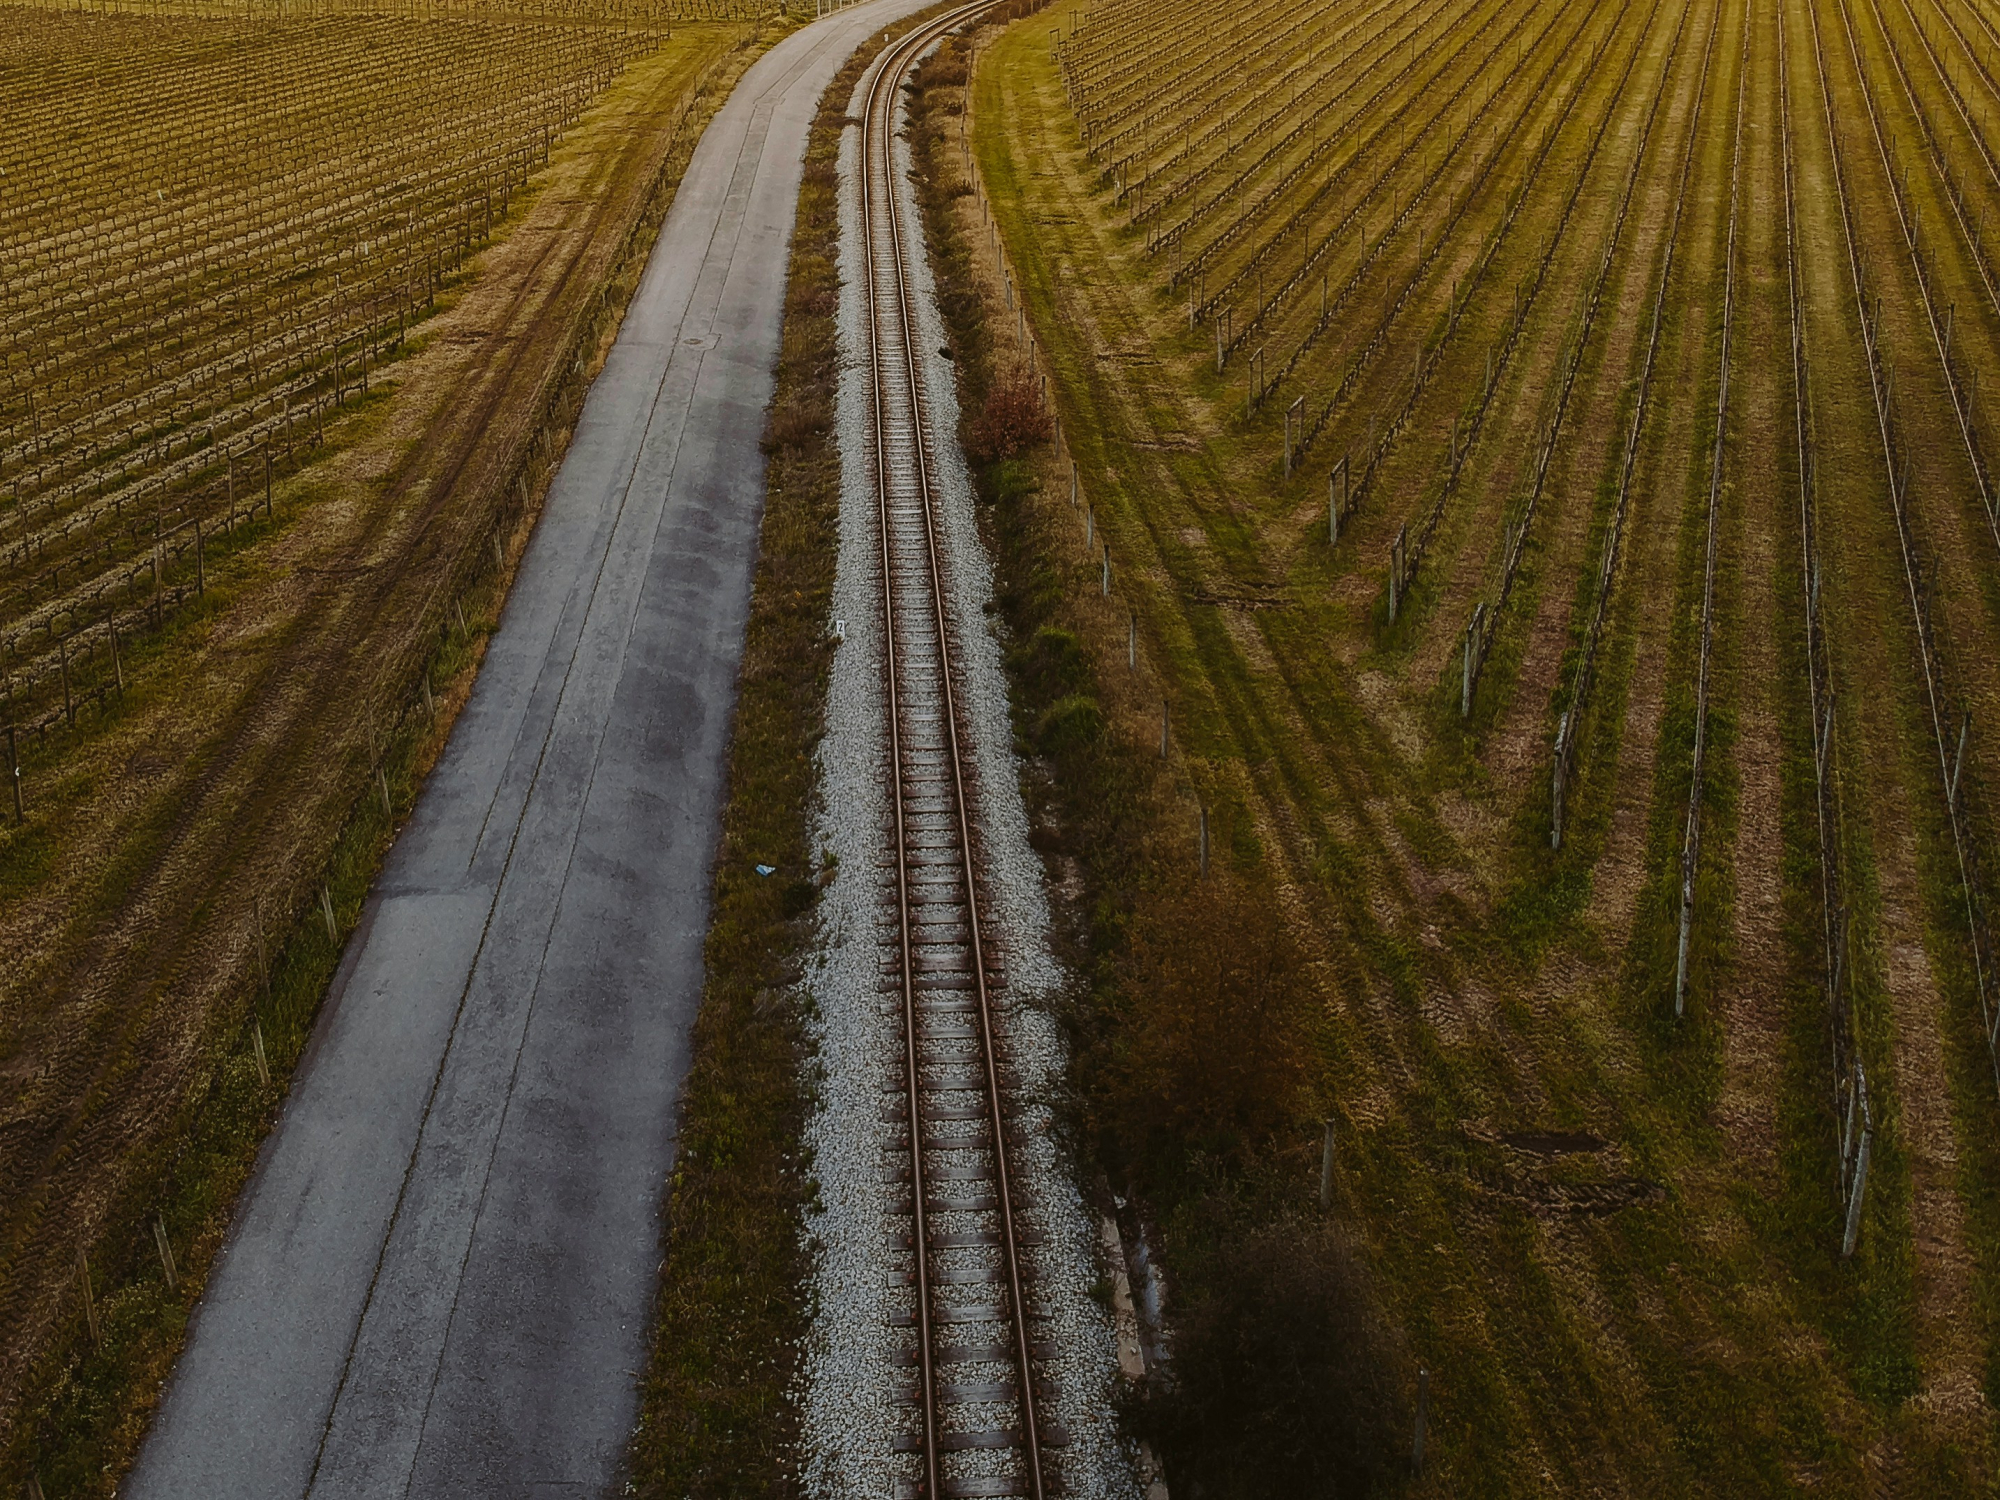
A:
965,365,1051,464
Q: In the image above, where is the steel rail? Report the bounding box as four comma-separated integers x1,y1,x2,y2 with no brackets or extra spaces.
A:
857,7,1047,1496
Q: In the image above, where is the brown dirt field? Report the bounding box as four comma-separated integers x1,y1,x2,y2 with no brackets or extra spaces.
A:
0,25,752,1456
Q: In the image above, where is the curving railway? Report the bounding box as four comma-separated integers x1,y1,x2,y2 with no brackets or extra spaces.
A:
857,8,1059,1498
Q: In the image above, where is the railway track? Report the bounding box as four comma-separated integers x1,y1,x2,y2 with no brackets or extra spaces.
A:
856,8,1058,1498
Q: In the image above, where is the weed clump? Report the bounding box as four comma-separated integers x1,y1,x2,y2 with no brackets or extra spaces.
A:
763,392,831,452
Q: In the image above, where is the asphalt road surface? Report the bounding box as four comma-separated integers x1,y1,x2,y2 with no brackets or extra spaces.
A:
128,6,935,1493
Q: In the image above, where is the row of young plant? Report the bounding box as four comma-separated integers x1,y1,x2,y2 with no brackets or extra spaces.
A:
1360,0,1656,598
1176,0,1520,317
1236,0,1592,380
1671,0,1748,1018
1545,0,1718,848
1460,0,1699,713
1778,0,1873,1252
0,20,720,766
1809,0,2000,1122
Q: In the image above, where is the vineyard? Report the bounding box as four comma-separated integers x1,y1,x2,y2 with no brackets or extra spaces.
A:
976,0,2000,1482
0,6,683,747
0,2,762,1487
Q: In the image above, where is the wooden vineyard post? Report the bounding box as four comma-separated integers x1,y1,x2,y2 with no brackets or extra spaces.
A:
1319,1118,1336,1208
59,638,73,728
1951,712,1972,807
8,725,21,821
1284,395,1304,477
154,1217,178,1290
1387,525,1406,622
78,1249,98,1344
1462,604,1483,717
1674,852,1694,1020
196,520,205,597
1551,713,1569,849
111,622,124,693
1329,453,1349,544
1842,1128,1872,1258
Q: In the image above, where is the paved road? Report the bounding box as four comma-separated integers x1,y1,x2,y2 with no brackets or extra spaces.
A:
129,6,932,1494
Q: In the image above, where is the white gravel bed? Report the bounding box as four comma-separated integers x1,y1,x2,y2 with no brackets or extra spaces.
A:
792,48,1139,1500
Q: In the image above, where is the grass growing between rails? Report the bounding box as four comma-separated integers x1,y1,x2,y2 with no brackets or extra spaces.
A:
0,25,765,1493
957,0,1989,1488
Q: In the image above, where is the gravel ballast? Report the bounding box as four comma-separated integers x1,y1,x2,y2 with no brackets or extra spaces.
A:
793,45,1138,1500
